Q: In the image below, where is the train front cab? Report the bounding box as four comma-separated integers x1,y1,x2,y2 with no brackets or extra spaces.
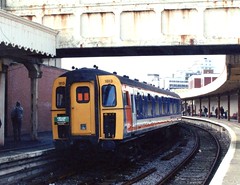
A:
98,75,125,149
52,74,125,149
52,76,97,148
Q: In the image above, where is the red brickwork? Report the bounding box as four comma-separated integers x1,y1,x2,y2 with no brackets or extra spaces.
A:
204,77,211,86
194,78,201,88
7,64,67,136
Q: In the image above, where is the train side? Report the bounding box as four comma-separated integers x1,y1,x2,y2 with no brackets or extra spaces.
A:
51,68,182,150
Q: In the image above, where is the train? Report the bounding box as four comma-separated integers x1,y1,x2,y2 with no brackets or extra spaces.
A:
51,67,182,151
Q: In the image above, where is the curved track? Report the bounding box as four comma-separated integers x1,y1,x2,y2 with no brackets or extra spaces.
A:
163,123,221,185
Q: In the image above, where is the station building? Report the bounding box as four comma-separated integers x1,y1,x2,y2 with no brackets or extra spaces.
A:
188,70,219,89
0,9,58,145
180,55,240,122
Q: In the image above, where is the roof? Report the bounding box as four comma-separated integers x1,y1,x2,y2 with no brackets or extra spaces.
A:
0,9,58,60
62,67,180,98
179,55,240,99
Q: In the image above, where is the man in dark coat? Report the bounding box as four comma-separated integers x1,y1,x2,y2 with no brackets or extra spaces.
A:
11,101,24,142
220,106,225,119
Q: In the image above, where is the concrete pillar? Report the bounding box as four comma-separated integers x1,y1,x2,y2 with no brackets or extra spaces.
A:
199,98,202,117
228,93,230,121
0,67,5,146
191,99,194,116
24,62,42,141
208,97,211,118
217,95,220,119
184,100,187,116
30,77,38,140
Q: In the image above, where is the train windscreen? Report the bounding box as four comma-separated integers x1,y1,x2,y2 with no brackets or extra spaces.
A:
56,86,65,108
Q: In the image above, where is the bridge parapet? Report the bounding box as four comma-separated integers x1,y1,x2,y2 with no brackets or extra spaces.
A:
5,0,240,48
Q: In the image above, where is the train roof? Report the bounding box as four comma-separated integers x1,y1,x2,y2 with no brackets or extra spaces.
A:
61,67,180,98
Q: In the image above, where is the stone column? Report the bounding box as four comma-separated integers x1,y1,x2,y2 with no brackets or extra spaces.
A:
208,97,211,118
0,63,5,146
191,99,194,116
227,93,230,121
217,95,220,119
199,98,202,117
30,77,39,140
24,62,42,140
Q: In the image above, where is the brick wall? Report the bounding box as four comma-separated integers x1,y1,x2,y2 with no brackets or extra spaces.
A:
7,64,67,136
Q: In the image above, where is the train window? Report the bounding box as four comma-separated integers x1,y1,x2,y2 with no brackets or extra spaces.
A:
162,97,166,115
102,84,116,107
147,94,151,101
131,94,135,113
123,92,127,106
76,86,90,103
56,87,65,108
166,98,170,114
147,95,152,117
159,98,162,115
155,96,160,116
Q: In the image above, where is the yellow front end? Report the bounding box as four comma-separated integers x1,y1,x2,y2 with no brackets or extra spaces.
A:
98,75,124,140
51,77,68,140
69,81,96,136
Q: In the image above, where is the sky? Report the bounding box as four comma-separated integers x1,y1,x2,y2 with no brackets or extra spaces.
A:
61,55,226,83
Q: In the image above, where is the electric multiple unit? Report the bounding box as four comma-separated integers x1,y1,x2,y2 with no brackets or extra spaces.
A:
51,68,181,150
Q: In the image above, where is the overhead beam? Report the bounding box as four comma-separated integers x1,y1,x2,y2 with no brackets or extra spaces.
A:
56,44,240,58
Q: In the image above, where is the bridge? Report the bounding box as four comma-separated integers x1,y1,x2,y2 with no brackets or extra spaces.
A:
5,0,240,55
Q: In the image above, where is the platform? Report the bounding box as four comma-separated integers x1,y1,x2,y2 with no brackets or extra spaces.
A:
182,116,240,185
0,131,54,160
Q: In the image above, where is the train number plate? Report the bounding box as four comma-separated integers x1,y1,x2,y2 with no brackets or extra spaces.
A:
54,116,69,125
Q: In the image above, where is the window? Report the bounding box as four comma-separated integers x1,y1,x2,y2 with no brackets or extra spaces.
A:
56,87,65,108
131,94,135,113
76,86,90,103
102,84,116,107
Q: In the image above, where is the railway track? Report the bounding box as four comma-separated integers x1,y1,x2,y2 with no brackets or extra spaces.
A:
115,123,197,185
0,143,71,185
163,123,221,185
112,122,223,185
98,122,224,185
9,122,228,185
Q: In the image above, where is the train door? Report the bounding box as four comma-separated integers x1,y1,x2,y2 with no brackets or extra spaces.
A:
131,93,137,130
70,82,95,136
123,90,133,132
98,75,124,140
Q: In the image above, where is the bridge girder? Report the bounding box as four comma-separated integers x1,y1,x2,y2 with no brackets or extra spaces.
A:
56,44,240,58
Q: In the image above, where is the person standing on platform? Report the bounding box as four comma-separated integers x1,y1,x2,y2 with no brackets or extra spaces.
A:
11,101,24,142
215,107,218,118
203,106,208,117
220,106,225,119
